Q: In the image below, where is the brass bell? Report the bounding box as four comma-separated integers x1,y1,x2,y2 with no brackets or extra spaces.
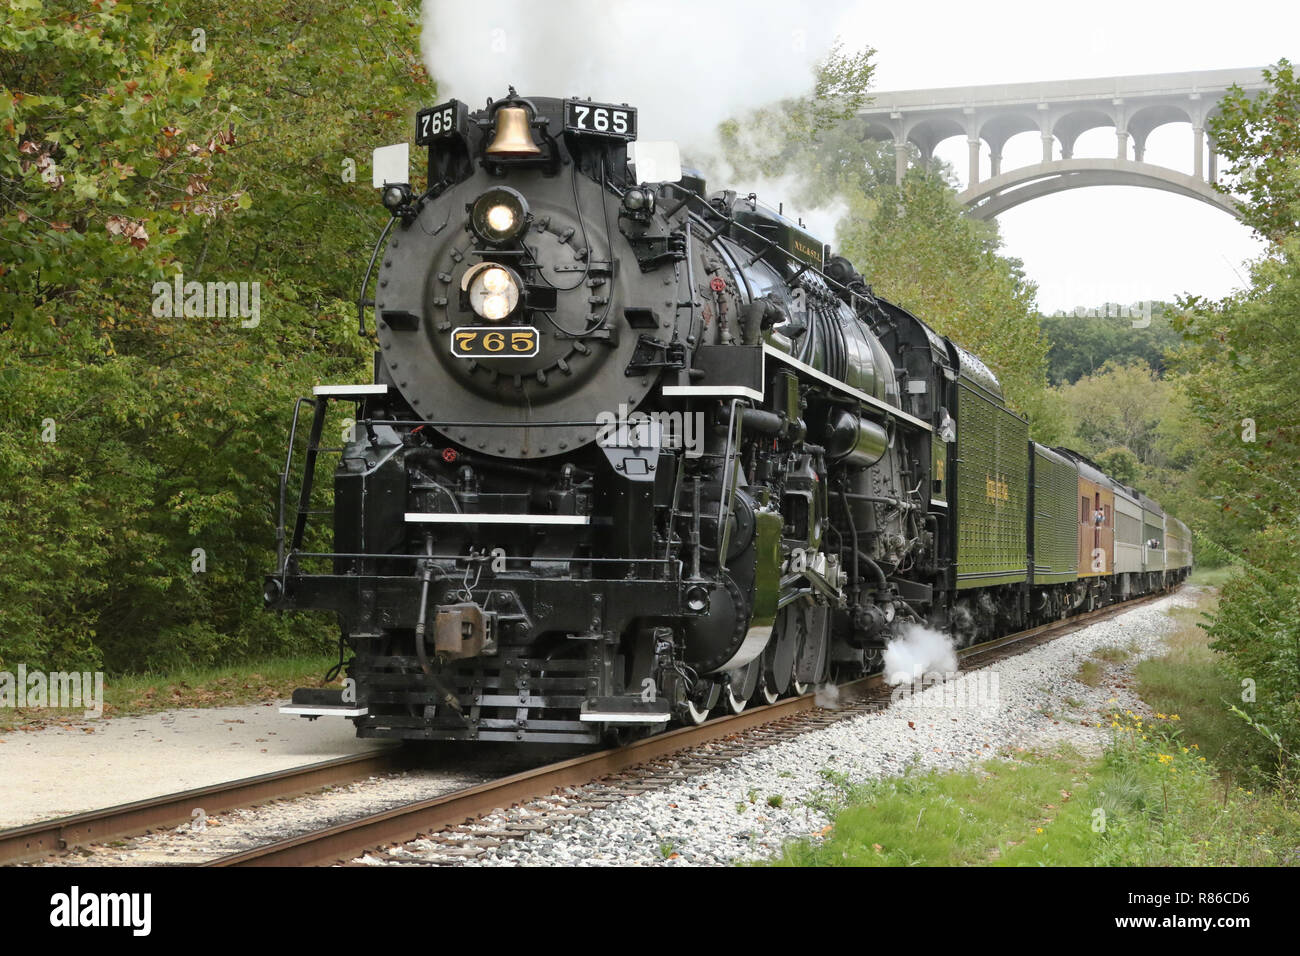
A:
485,106,541,157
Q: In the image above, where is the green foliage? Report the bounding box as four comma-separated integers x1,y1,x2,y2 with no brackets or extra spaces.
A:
1210,59,1300,243
1,0,232,344
1039,304,1183,385
1055,360,1187,473
1094,446,1141,486
1176,63,1300,775
1039,359,1204,529
1203,524,1300,777
767,732,1299,866
836,172,1049,422
0,0,429,672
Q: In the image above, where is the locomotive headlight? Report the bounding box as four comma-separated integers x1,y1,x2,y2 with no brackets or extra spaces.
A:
470,186,529,244
462,262,521,321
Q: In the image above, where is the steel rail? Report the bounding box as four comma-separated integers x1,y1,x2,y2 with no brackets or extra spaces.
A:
0,749,402,866
208,587,1179,867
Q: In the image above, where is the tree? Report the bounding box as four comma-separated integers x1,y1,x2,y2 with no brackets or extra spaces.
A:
1039,304,1183,385
1,0,237,345
1057,360,1176,466
1210,59,1300,243
1176,66,1300,772
836,171,1050,422
0,0,430,672
1094,447,1141,486
715,40,876,185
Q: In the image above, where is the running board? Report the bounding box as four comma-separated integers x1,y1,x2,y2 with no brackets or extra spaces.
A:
281,704,369,717
312,384,389,397
282,687,368,718
405,512,590,526
579,699,672,724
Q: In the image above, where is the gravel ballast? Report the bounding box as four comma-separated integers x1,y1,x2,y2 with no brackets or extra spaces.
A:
365,589,1199,867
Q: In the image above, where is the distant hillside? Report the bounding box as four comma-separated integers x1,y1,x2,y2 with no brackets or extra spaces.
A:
1039,303,1183,385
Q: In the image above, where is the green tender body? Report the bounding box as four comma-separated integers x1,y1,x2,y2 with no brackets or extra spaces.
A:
1031,443,1079,584
955,380,1029,589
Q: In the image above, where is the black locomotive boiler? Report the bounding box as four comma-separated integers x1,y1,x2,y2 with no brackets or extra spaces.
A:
265,91,1190,745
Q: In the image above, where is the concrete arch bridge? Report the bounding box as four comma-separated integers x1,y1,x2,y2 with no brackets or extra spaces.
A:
857,68,1268,220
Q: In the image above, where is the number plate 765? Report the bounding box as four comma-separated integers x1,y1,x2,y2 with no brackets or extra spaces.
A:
451,326,540,358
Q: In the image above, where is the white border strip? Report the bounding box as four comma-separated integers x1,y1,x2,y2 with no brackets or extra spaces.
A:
405,512,590,526
579,712,672,724
663,384,764,402
313,384,389,397
279,705,370,717
762,344,932,432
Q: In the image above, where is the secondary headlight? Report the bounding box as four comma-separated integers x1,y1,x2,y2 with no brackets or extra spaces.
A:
470,186,529,244
462,263,521,321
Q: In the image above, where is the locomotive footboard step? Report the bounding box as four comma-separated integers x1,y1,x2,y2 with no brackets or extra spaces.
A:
265,89,1192,747
280,688,369,719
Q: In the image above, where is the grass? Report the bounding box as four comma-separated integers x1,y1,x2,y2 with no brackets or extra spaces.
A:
1075,659,1104,686
769,747,1095,866
766,584,1300,866
769,729,1300,866
1091,644,1132,663
1134,588,1278,787
1189,565,1238,589
0,653,339,732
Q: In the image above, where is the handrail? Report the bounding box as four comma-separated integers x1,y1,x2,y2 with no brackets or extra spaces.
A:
277,397,318,570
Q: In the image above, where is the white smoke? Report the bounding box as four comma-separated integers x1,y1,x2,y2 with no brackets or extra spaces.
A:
814,682,842,710
420,0,856,235
882,624,959,686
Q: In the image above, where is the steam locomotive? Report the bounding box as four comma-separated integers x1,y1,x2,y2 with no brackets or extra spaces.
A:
265,91,1191,744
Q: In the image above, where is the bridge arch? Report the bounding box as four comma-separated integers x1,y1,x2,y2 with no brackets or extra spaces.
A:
857,68,1265,219
958,158,1241,220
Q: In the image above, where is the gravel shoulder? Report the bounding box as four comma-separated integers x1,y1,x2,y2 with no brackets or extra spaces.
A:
4,590,1197,866
362,589,1199,867
0,700,381,827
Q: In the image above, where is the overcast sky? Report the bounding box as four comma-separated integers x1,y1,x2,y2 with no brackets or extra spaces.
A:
829,0,1296,311
422,1,1294,313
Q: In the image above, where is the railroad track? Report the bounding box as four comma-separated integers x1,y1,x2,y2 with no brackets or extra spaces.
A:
205,588,1176,867
0,749,411,866
0,589,1172,867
